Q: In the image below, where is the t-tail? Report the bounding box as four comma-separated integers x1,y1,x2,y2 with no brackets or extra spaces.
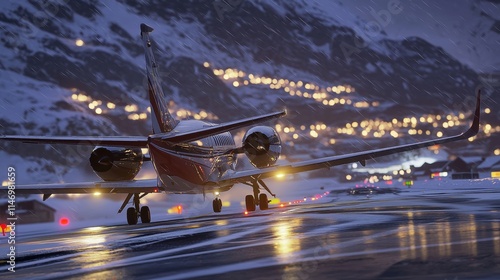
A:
141,23,179,133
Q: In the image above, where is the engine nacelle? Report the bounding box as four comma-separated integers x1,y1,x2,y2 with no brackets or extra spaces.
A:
89,146,143,181
242,126,281,168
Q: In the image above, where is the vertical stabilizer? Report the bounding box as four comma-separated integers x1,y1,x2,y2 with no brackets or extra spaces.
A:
141,23,178,133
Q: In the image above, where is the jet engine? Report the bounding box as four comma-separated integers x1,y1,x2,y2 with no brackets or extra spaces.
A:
89,146,143,181
242,126,281,168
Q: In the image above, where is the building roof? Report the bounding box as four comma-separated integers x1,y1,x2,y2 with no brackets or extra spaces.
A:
478,156,500,169
461,156,484,164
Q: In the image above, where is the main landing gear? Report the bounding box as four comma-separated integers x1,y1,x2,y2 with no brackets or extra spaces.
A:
211,180,276,213
243,179,275,212
119,193,151,225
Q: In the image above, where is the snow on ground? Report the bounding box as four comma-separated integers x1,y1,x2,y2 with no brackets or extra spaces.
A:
5,175,499,239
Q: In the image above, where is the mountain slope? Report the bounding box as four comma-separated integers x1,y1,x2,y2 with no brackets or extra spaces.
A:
0,0,497,182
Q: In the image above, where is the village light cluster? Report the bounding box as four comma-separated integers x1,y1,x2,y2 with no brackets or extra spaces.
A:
69,64,498,156
70,88,217,122
275,107,496,144
207,63,365,109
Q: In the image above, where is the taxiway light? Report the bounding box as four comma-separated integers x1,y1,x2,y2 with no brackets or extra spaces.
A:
1,224,7,236
59,217,70,226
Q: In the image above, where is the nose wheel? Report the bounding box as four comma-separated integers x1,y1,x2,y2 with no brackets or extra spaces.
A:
213,198,222,212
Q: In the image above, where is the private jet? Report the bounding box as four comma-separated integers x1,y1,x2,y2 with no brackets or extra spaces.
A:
0,24,481,225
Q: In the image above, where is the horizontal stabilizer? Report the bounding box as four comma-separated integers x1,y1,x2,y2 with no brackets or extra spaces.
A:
153,110,286,143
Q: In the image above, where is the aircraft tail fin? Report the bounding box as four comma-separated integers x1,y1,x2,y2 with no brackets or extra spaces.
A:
141,23,178,133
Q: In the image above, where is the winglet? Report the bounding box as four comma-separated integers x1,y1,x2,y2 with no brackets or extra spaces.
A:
461,89,481,139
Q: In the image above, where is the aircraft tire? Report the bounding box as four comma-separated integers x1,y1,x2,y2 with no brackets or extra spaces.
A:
127,207,138,225
140,206,151,223
259,194,269,210
213,198,222,213
245,195,256,211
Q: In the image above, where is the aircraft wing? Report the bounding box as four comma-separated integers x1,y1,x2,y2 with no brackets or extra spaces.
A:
0,135,148,147
219,91,481,185
0,179,159,195
1,111,285,146
152,110,286,143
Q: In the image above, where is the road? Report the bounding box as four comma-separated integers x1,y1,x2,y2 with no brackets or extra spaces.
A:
1,178,500,279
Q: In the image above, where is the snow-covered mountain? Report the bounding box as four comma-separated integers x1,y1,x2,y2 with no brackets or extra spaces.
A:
310,0,500,73
0,0,498,183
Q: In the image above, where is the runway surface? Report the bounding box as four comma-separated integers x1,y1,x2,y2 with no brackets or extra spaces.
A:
1,178,500,279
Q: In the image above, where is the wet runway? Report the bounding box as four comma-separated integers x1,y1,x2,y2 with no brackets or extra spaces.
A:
1,178,500,279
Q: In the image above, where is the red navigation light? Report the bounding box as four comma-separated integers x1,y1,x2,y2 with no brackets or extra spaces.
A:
59,217,70,226
1,224,6,236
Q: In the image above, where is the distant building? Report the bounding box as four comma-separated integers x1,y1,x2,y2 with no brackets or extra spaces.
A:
414,157,479,179
0,200,56,224
477,156,500,178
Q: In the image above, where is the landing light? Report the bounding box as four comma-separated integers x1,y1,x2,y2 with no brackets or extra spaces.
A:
93,192,101,196
276,173,285,179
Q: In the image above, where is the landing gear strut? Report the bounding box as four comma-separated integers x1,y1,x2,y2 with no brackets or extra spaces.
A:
244,179,275,212
119,193,151,225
